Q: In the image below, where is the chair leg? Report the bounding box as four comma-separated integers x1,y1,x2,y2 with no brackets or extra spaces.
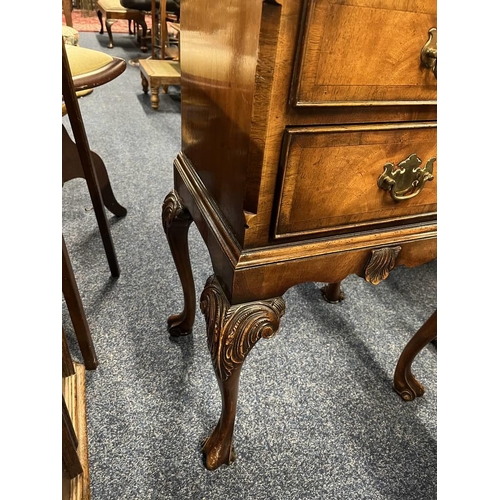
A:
105,18,114,48
138,17,149,51
97,9,104,34
62,125,127,217
62,396,83,479
62,236,98,371
62,329,76,378
393,310,437,401
62,42,121,277
63,0,73,27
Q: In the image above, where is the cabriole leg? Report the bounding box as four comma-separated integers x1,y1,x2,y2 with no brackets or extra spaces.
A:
162,190,195,336
394,310,437,401
200,275,285,470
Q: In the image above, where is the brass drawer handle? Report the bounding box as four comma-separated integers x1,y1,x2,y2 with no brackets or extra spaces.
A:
421,28,437,78
378,153,435,202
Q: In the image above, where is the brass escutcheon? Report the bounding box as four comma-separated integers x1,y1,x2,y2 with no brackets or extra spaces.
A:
377,153,435,202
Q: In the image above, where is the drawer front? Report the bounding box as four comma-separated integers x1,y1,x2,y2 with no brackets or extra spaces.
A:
274,123,437,239
291,0,437,106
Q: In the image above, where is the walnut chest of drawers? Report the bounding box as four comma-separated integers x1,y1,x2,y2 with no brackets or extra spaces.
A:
162,0,437,470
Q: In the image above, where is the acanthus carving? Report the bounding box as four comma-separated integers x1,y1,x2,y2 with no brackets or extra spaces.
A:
161,189,191,232
200,275,285,381
364,246,401,285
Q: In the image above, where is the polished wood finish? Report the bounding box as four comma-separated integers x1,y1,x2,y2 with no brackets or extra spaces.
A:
72,56,126,93
62,125,127,218
63,396,83,478
291,0,437,106
62,329,76,378
61,125,125,218
139,59,181,109
161,191,196,336
62,236,98,370
165,0,437,469
200,275,285,470
275,124,437,239
62,362,91,500
394,310,437,401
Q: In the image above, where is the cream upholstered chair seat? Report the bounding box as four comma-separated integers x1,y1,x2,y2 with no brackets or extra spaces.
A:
65,44,126,92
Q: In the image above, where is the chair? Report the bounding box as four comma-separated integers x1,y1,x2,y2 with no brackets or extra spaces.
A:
393,310,437,401
63,39,129,365
96,0,149,50
62,41,128,278
62,43,127,496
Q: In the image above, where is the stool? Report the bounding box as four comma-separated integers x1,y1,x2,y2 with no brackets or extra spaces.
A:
139,58,180,109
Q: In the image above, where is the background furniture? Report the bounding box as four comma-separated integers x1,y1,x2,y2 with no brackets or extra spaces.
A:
139,58,180,109
62,0,73,27
96,0,148,49
138,0,180,109
163,0,437,470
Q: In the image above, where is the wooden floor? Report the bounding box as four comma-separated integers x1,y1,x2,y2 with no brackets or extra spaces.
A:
62,363,90,500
